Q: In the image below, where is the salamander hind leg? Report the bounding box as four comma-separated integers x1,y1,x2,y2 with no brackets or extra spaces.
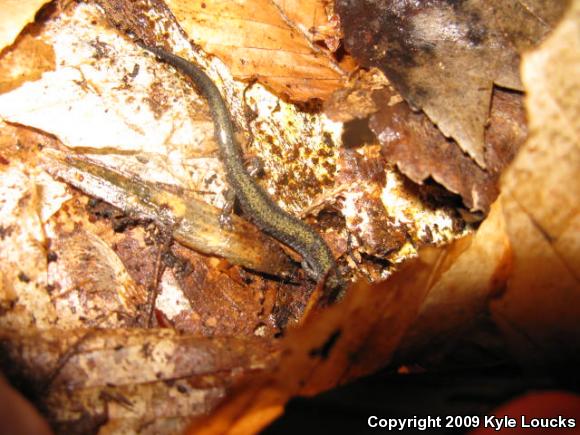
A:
300,259,318,281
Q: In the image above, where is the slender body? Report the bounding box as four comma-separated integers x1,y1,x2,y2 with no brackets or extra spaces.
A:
142,45,339,288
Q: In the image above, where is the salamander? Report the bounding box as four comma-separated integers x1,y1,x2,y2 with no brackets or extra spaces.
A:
140,44,341,293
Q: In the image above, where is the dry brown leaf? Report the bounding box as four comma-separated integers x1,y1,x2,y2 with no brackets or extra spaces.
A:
490,1,580,364
337,0,568,167
166,0,347,100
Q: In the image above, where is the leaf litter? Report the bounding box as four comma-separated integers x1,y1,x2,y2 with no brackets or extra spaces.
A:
0,0,576,433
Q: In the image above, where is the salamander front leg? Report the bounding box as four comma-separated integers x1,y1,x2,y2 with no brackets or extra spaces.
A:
244,154,264,178
219,188,236,230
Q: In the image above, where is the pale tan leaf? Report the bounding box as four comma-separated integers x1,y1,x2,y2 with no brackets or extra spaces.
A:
0,0,52,50
491,1,580,363
398,201,512,358
271,0,334,41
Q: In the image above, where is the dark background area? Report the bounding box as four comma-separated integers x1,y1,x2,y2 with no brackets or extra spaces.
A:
264,364,580,434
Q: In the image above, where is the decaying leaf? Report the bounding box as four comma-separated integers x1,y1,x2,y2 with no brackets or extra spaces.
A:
369,89,527,212
336,0,569,167
48,228,148,328
0,328,278,432
43,150,294,278
324,68,398,122
0,124,68,331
